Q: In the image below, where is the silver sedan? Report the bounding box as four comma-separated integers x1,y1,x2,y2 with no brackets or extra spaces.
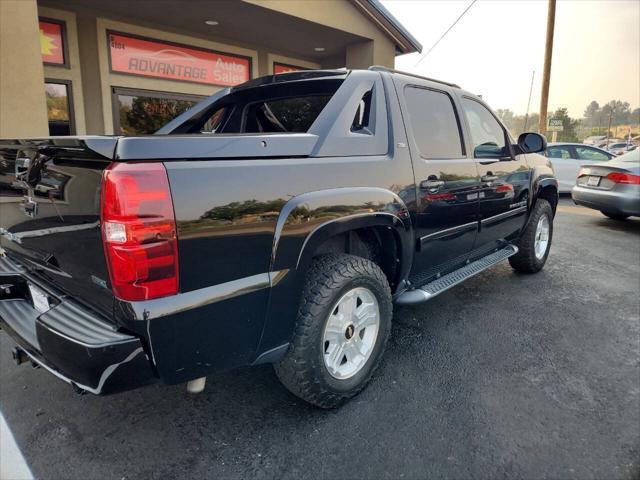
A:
572,149,640,220
545,143,614,193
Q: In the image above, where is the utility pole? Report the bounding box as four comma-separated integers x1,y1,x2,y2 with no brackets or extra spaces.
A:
538,0,556,136
605,111,613,146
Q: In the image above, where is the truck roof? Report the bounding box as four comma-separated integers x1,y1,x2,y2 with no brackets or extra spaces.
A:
367,66,461,89
232,67,461,92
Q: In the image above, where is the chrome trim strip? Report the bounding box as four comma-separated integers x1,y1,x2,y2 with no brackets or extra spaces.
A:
481,206,527,226
126,270,288,321
0,221,99,244
419,221,478,244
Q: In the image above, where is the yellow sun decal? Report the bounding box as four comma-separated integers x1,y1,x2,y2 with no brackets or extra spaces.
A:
40,29,56,56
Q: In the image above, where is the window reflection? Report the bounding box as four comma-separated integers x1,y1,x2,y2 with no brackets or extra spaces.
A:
115,91,200,135
45,82,73,135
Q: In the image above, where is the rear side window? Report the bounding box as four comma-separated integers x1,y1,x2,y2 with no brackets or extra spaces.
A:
575,146,609,161
404,86,464,158
244,95,332,133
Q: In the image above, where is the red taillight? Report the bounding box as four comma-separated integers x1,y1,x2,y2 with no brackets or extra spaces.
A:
495,183,514,193
606,172,640,184
101,162,178,301
425,192,455,201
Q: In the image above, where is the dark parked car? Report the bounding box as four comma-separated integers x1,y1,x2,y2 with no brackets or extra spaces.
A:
0,68,558,408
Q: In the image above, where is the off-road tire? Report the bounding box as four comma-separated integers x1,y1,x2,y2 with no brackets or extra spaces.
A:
509,199,554,273
274,254,392,408
601,211,629,221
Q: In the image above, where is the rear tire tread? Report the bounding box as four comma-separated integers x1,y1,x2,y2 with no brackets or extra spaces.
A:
509,199,554,273
274,253,391,409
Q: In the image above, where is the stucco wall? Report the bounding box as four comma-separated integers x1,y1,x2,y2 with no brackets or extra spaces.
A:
0,0,48,138
243,0,396,67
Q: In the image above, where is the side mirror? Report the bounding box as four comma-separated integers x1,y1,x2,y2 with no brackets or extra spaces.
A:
517,132,547,154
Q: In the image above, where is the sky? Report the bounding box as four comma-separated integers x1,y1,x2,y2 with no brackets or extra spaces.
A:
382,0,640,118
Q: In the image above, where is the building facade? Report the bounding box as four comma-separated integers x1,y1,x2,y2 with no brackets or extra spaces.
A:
0,0,420,138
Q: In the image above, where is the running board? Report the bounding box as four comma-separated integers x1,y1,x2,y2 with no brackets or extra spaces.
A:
395,245,518,306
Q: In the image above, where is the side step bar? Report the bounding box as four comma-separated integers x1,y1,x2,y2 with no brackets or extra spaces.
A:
395,244,518,306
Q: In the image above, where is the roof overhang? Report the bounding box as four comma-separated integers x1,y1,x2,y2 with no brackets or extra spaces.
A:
351,0,422,55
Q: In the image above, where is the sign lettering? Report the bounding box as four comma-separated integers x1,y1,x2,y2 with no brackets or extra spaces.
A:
109,33,250,86
547,118,564,132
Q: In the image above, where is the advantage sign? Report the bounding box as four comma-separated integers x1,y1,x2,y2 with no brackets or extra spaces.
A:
108,32,251,87
547,118,564,132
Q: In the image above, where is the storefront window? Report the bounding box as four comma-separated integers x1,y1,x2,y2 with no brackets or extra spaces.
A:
113,88,202,135
45,81,74,135
39,19,67,66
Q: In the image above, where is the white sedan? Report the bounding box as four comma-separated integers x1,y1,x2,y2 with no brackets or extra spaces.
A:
606,142,637,156
545,143,614,193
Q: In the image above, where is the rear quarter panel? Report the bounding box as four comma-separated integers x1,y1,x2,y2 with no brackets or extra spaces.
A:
138,153,416,382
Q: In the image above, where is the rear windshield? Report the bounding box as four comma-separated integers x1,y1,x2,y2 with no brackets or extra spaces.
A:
173,78,343,134
244,95,333,133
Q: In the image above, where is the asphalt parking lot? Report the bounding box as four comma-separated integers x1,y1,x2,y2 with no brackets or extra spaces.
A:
1,197,639,480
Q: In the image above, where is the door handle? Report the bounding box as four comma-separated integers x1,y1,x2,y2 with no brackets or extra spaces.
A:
481,174,498,182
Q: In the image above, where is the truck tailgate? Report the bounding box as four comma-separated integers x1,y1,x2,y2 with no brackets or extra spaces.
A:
0,137,118,319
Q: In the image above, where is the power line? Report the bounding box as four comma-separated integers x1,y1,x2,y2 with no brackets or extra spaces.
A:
524,70,535,131
414,0,478,67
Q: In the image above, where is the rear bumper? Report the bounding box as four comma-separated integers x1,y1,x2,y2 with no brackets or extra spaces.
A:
0,255,156,394
571,185,640,216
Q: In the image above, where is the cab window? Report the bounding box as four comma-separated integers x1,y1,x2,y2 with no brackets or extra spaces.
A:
460,97,508,159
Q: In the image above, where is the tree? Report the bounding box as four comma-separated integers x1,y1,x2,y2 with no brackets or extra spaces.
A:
583,101,600,126
499,112,540,138
601,100,631,126
495,108,515,127
550,107,579,142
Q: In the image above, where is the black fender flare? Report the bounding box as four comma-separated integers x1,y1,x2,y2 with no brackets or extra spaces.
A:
269,187,413,274
532,175,559,214
254,187,413,361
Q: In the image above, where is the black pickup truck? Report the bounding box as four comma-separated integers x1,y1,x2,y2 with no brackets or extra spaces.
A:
0,68,558,408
